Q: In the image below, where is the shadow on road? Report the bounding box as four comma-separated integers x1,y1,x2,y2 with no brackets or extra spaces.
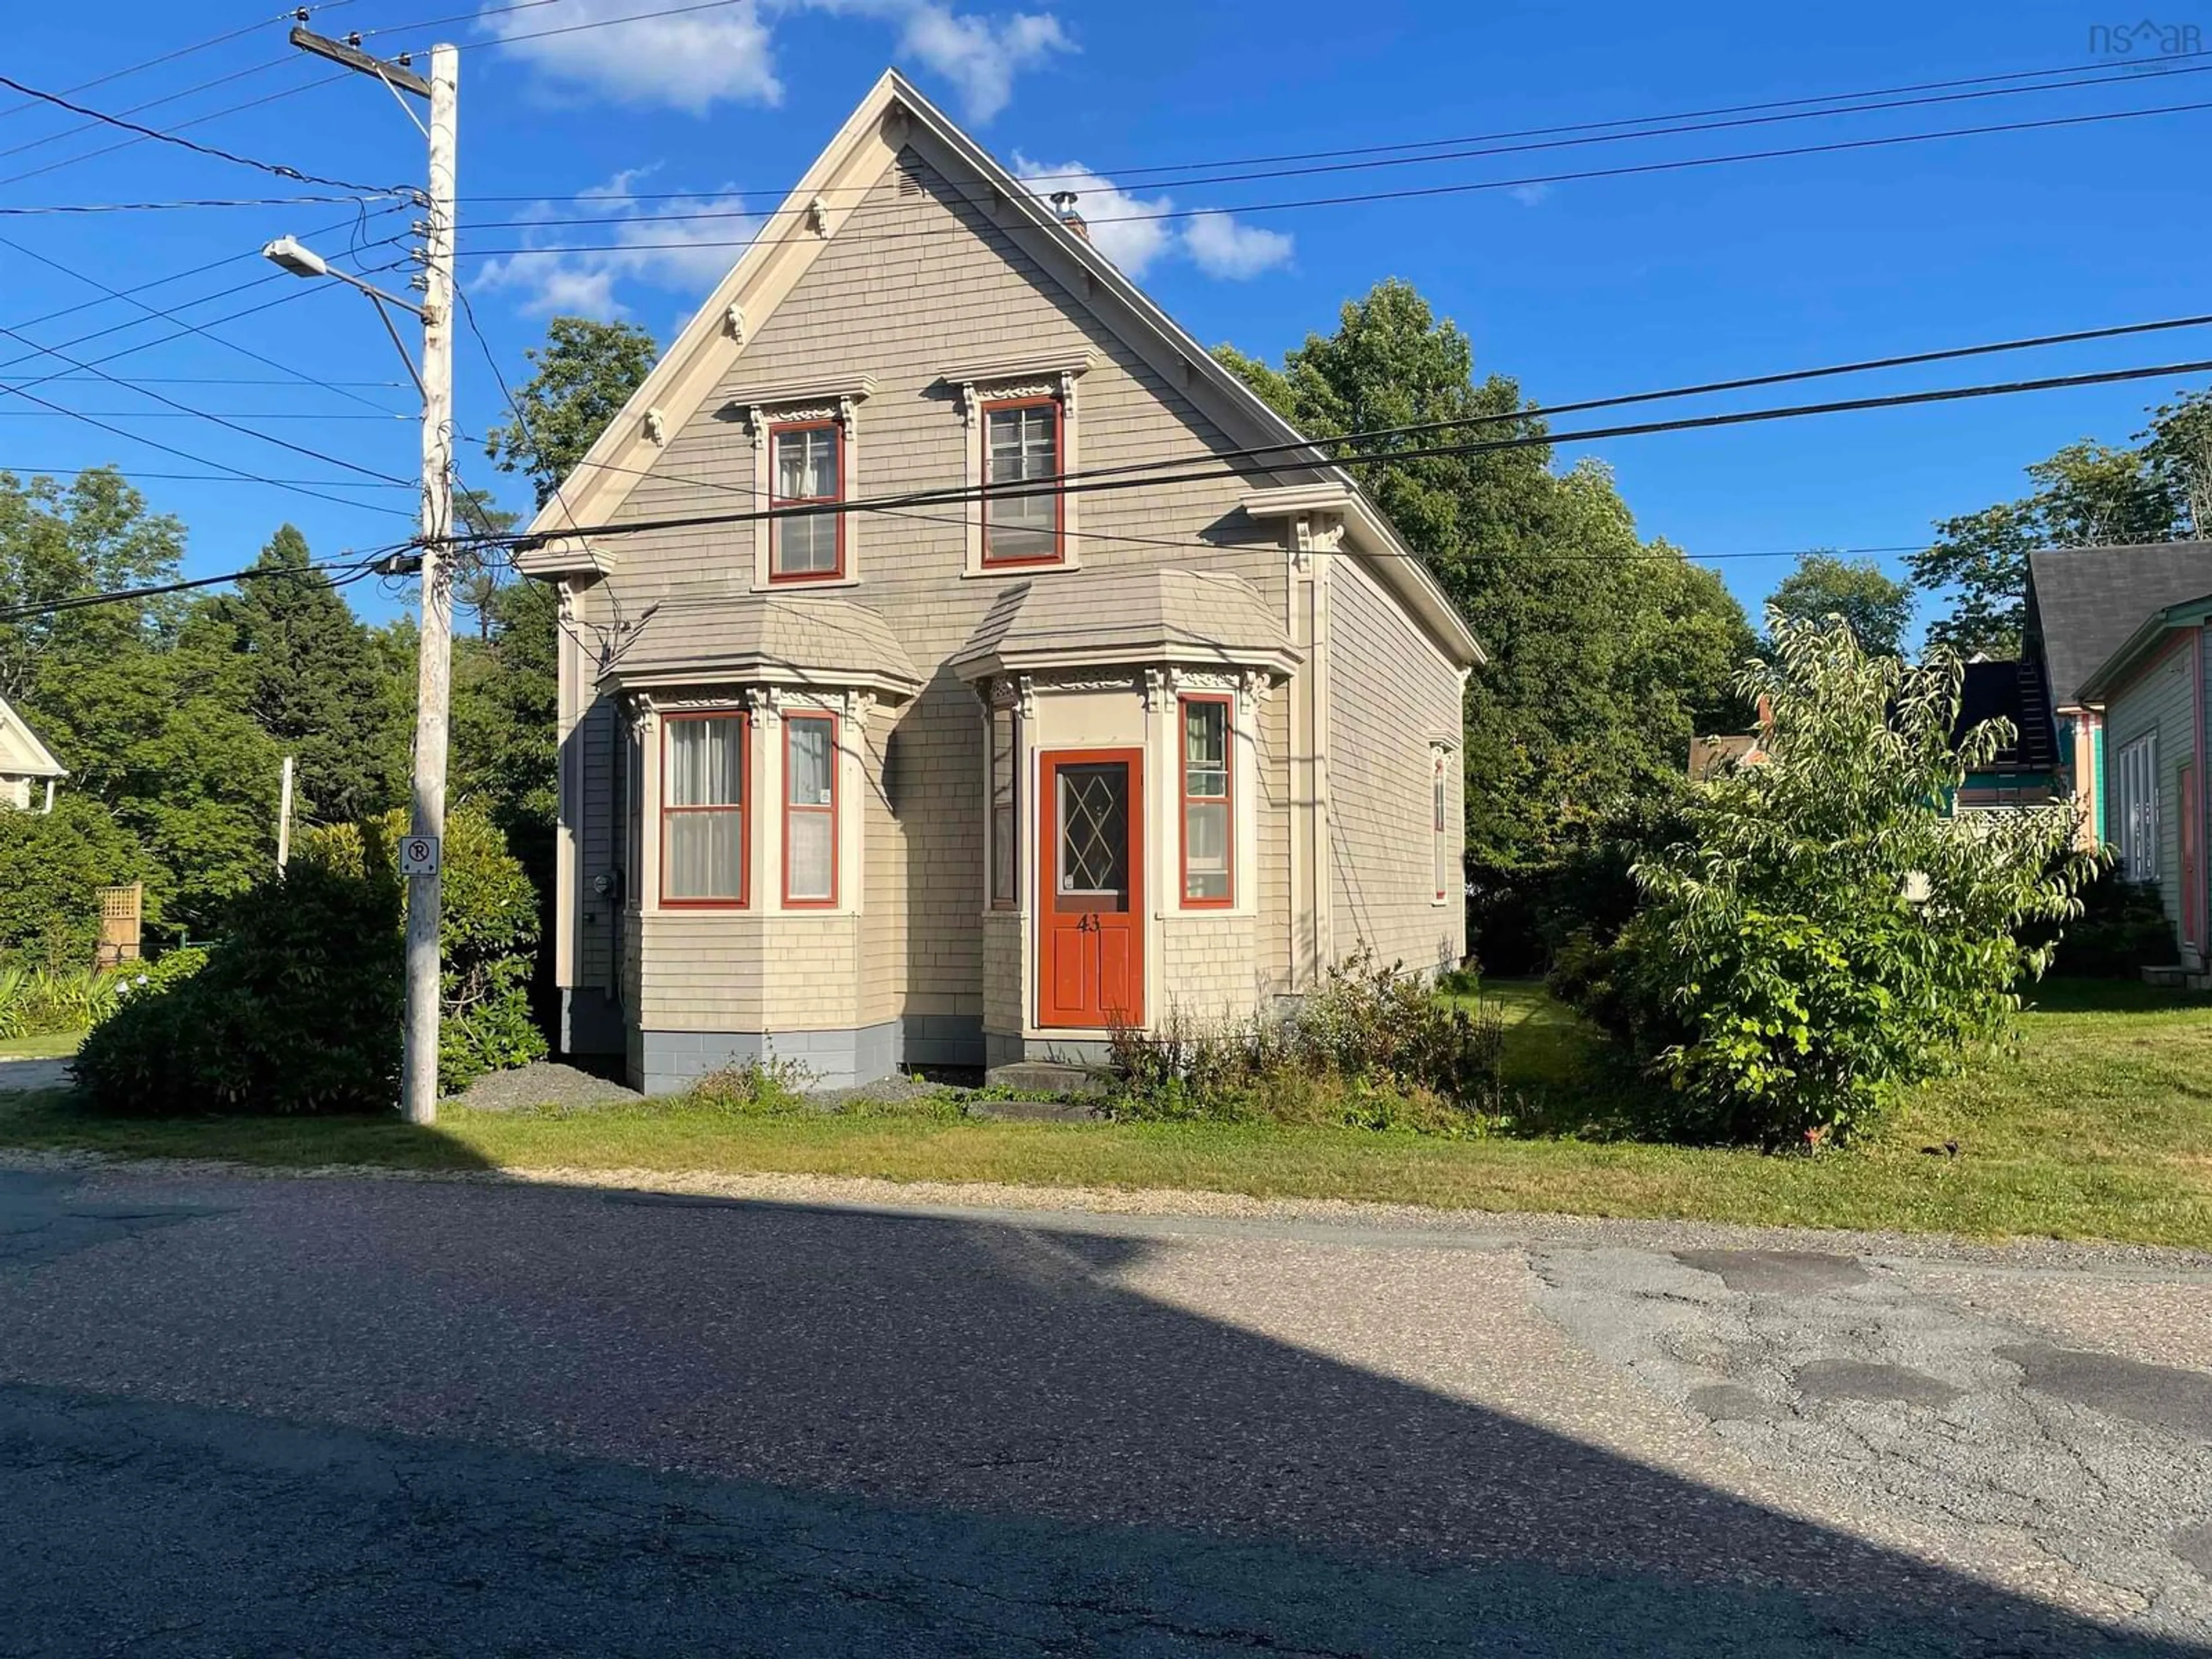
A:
0,1168,2202,1656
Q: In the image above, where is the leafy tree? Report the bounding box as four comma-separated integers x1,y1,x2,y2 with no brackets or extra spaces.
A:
1910,389,2212,655
215,525,401,824
482,316,658,507
0,466,184,706
0,795,149,960
1766,551,1914,657
1607,619,2097,1145
1217,280,1752,871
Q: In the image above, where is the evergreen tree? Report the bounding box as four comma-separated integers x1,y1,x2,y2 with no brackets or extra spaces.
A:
219,525,400,824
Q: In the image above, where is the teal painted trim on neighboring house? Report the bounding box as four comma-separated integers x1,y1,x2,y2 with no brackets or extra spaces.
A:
2095,722,2108,842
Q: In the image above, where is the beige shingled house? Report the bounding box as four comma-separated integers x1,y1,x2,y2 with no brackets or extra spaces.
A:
0,693,63,813
518,71,1482,1091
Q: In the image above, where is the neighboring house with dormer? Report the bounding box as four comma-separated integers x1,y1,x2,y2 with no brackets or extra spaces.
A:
516,71,1482,1093
0,693,63,813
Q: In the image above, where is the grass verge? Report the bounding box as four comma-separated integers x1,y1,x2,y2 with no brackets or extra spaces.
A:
2,980,2207,1247
0,1031,82,1061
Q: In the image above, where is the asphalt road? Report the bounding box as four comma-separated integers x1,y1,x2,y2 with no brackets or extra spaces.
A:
1,1161,2209,1657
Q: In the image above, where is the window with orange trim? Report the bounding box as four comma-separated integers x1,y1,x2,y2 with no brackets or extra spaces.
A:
783,712,838,906
770,420,843,581
1180,695,1232,906
982,396,1062,566
662,713,747,907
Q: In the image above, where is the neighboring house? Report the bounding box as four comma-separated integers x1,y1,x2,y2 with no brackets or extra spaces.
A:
0,694,63,813
2027,540,2212,964
1948,657,2060,812
516,71,1483,1092
1687,732,1763,780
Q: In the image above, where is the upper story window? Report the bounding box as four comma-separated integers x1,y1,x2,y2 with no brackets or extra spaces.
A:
662,713,747,907
983,397,1062,566
1180,696,1232,906
771,421,843,582
783,712,839,906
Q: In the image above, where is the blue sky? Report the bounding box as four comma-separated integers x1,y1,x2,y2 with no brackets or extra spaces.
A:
2,0,2207,634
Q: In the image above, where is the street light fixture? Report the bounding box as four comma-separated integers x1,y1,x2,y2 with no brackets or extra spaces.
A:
260,234,427,396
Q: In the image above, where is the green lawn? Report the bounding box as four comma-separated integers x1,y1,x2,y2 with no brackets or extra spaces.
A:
2,981,2207,1247
0,1032,82,1061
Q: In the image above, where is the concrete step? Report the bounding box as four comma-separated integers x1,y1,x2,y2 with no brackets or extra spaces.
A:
2142,965,2191,987
983,1060,1110,1096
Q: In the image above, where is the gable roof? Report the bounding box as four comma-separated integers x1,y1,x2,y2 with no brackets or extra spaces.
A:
2028,540,2212,706
0,694,64,779
950,569,1300,681
514,68,1480,670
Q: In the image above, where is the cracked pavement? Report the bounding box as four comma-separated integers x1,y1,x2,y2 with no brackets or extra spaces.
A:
0,1162,2208,1656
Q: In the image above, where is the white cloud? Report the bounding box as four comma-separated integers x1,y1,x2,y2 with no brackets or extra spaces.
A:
887,4,1070,122
479,1,782,115
1013,157,1293,282
1011,154,1175,276
1507,182,1552,207
480,0,1071,123
475,168,759,320
1183,210,1293,279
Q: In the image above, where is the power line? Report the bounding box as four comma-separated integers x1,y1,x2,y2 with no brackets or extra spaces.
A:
0,460,411,488
468,57,2212,226
0,69,408,195
0,71,356,192
460,95,2212,260
0,276,416,487
0,547,402,624
0,193,404,215
0,56,295,164
0,410,409,419
1,374,409,388
503,306,2212,512
471,48,2212,203
0,225,417,418
493,353,2212,550
0,4,355,123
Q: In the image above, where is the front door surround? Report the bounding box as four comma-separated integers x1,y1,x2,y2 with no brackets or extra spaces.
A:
1037,748,1144,1028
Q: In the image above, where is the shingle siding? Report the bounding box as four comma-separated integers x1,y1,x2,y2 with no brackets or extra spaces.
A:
551,139,1468,1076
1324,556,1464,978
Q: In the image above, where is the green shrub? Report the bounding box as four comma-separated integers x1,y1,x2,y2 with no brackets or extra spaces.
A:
1607,620,2100,1147
682,1057,819,1115
0,961,127,1037
298,802,547,1093
72,862,404,1116
1104,950,1507,1135
2046,874,2174,978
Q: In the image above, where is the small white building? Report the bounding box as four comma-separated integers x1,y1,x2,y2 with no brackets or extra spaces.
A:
0,694,63,813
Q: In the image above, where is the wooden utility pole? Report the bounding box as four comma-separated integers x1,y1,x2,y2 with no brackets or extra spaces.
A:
402,43,459,1125
287,26,458,1124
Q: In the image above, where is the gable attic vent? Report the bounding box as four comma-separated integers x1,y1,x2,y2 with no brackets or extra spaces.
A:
896,163,923,198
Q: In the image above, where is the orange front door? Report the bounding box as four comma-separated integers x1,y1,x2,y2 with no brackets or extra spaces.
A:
1037,749,1145,1029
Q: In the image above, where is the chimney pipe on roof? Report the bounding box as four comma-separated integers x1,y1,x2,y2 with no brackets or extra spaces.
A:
1049,190,1089,242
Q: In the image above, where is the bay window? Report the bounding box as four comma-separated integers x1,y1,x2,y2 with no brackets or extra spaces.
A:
783,713,839,906
771,421,843,581
1180,695,1232,906
662,713,747,906
983,398,1062,565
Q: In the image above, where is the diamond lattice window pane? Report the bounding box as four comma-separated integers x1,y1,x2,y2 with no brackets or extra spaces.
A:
1058,766,1128,893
